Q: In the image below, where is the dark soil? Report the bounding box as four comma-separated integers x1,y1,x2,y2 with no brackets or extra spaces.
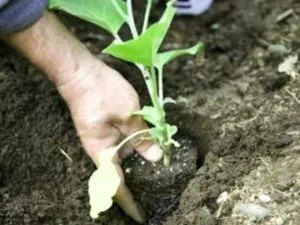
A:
1,0,300,224
122,139,198,221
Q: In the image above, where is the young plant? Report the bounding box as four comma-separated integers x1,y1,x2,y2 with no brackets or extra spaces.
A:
49,0,203,219
49,0,203,166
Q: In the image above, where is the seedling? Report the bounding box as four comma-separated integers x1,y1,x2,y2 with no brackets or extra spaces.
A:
49,0,203,219
49,0,203,166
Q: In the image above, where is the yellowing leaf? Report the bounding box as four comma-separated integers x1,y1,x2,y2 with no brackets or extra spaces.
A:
88,149,121,219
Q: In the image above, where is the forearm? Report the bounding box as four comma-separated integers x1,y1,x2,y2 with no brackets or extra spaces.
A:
1,11,96,86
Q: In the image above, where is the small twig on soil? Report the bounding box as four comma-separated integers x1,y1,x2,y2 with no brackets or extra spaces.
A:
216,188,241,218
59,148,73,163
276,9,294,23
259,157,272,175
280,35,292,43
285,88,300,104
256,37,271,48
216,201,227,219
280,145,300,154
271,187,291,198
220,126,226,138
253,133,269,142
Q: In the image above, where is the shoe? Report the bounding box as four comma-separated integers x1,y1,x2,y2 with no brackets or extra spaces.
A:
175,0,214,15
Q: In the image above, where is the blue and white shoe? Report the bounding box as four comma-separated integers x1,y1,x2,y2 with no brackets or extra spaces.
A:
175,0,214,15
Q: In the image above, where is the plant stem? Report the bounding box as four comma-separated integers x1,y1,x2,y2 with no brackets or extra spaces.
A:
114,129,150,154
163,152,171,166
142,0,153,34
147,66,165,122
147,66,173,167
127,0,138,38
113,1,173,166
135,68,172,167
158,67,164,104
111,0,128,23
112,0,138,39
136,65,155,100
114,34,122,42
150,66,158,102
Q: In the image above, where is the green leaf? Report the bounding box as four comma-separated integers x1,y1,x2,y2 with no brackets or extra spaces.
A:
165,124,180,147
149,127,165,145
132,106,163,126
149,124,179,148
166,124,177,139
155,43,203,69
103,1,176,66
49,0,127,35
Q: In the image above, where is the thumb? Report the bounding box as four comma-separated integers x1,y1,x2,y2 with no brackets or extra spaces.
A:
78,124,121,167
118,115,163,162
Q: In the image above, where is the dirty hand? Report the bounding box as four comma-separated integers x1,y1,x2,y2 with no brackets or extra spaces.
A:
58,60,163,167
1,11,162,223
58,59,163,223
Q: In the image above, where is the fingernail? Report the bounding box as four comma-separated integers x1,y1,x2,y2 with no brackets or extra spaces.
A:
145,144,163,162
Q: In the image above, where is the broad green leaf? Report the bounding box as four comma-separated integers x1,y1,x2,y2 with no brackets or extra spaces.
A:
155,43,203,69
103,1,176,66
49,0,127,35
132,106,162,126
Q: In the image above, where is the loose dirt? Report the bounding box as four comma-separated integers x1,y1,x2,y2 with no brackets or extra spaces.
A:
1,0,300,224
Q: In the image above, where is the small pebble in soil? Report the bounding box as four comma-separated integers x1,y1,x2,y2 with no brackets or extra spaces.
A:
55,218,63,225
37,210,46,219
217,191,229,204
211,23,221,30
0,72,5,81
3,193,9,201
233,203,270,221
268,44,289,57
258,194,271,203
271,217,285,225
23,214,31,224
125,168,132,174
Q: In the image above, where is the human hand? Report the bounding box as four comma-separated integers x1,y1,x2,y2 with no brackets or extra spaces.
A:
57,59,163,164
1,11,162,222
57,59,163,222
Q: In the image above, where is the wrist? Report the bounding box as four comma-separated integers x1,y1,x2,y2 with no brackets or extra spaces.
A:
56,59,103,105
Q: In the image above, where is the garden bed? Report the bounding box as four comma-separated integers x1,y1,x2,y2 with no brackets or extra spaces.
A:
1,0,300,224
